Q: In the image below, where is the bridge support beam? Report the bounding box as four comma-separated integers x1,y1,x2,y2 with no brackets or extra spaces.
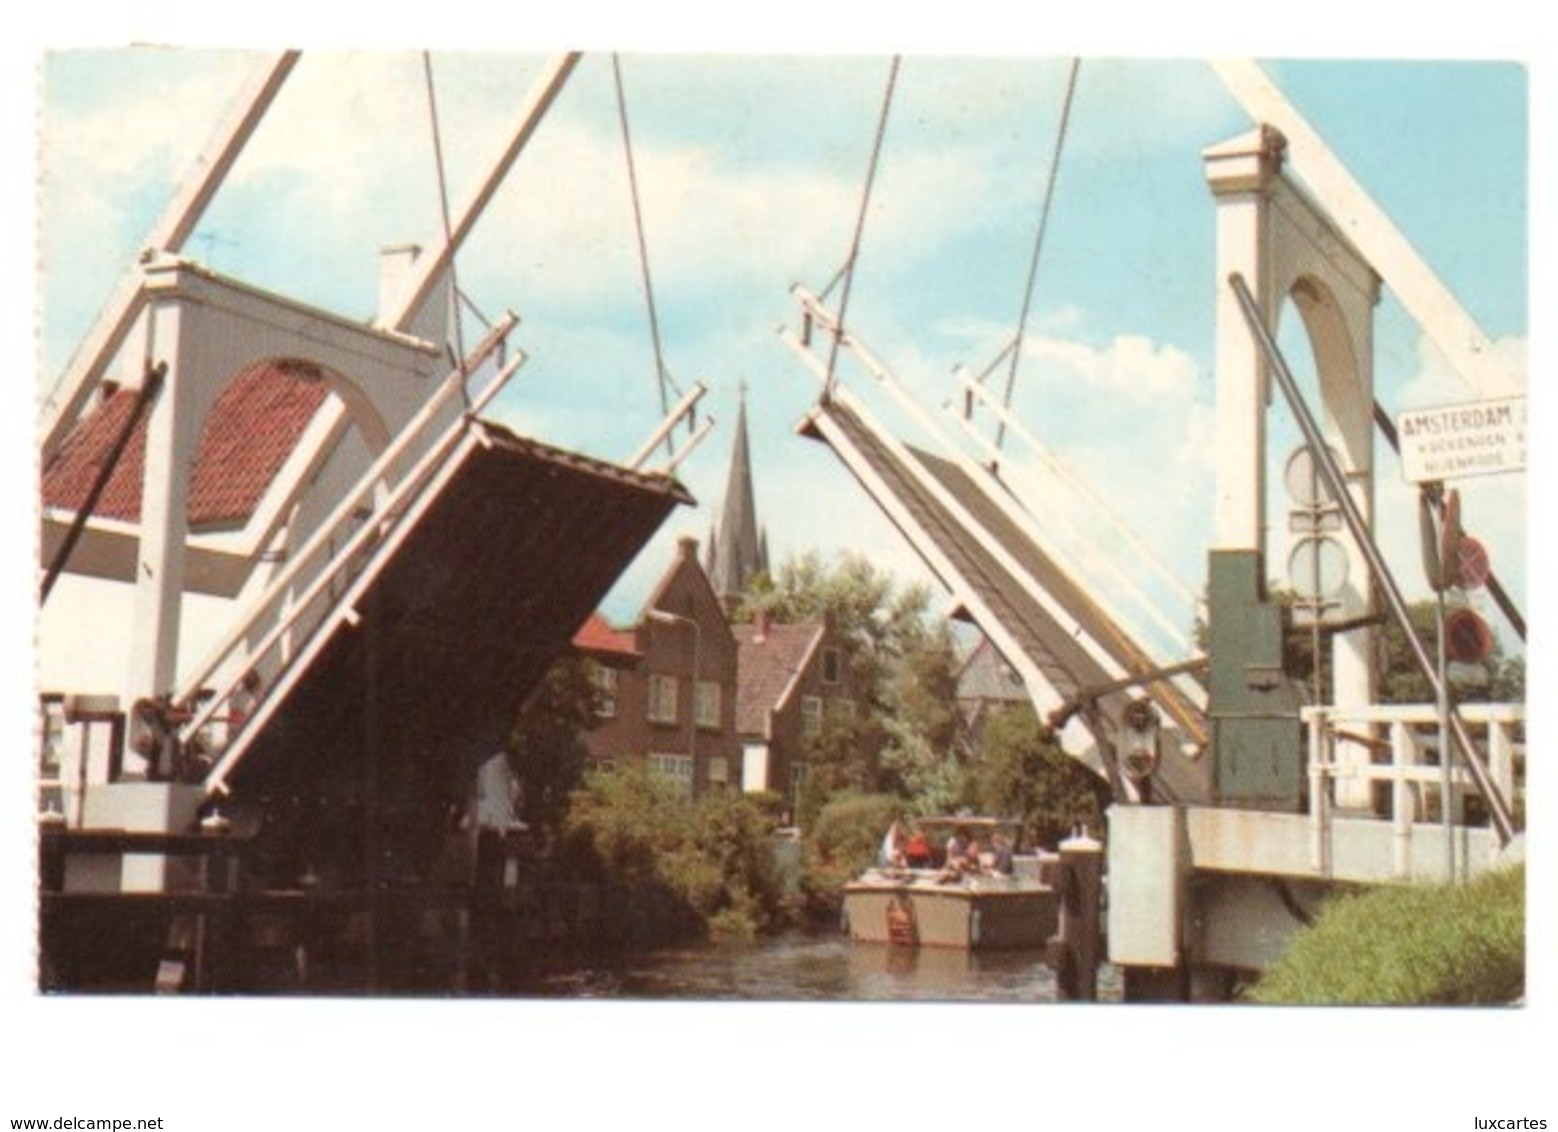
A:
1204,125,1382,809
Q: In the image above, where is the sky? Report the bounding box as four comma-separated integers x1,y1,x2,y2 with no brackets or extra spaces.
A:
2,4,1553,1129
27,50,1533,647
29,48,1530,659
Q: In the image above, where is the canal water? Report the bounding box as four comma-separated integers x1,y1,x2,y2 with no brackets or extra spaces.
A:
497,930,1123,1003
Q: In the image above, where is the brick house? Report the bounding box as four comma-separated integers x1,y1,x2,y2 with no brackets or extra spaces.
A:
572,537,741,798
732,611,861,820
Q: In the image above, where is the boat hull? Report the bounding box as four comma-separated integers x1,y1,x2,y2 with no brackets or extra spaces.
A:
842,875,1057,950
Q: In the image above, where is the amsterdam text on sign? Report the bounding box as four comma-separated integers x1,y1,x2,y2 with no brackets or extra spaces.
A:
1396,395,1526,484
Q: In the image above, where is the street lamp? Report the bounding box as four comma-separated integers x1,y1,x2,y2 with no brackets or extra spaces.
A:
647,610,700,791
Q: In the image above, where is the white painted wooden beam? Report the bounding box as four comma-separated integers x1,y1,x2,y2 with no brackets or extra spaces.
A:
387,52,582,335
40,51,300,466
1211,59,1518,399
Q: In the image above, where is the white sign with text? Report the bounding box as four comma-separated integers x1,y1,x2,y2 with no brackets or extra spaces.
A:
1396,395,1526,483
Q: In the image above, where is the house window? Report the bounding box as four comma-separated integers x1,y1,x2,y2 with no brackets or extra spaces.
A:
822,647,842,685
706,757,730,789
648,674,678,724
828,697,856,726
648,752,694,800
695,681,721,730
801,695,823,737
592,664,619,719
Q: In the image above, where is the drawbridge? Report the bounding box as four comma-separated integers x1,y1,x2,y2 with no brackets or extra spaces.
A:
785,289,1211,805
780,59,1525,995
36,52,704,909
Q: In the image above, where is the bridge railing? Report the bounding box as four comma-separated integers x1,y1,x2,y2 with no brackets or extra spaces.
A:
171,318,525,789
1302,702,1524,878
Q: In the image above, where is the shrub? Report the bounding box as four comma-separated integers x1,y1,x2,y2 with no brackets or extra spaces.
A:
1246,862,1524,1005
800,791,902,916
560,765,681,886
687,788,787,934
561,767,787,940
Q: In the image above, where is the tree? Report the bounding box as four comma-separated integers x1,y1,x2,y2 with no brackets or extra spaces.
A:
508,653,598,836
967,702,1107,850
1375,599,1523,705
734,551,963,811
879,609,963,806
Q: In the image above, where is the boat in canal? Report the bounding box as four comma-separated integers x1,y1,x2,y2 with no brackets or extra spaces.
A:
841,818,1059,950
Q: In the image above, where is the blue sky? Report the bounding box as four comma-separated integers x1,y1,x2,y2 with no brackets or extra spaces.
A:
32,50,1530,657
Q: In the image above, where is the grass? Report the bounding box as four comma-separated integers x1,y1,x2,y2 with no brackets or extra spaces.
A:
1245,862,1524,1006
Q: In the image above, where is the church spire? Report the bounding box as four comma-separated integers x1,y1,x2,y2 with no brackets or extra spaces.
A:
710,383,767,610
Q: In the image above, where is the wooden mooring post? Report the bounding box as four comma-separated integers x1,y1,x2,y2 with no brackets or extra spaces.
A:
1047,829,1104,1001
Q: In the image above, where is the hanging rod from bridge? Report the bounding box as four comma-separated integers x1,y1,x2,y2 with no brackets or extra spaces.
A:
1229,271,1515,846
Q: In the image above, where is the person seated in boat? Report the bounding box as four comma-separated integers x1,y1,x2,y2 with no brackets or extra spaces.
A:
879,819,907,869
987,831,1015,876
937,825,980,881
964,832,984,866
902,827,933,869
944,825,969,864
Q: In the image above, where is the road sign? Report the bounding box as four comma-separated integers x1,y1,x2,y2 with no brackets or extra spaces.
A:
1287,536,1349,600
1444,608,1494,664
1452,536,1491,590
1397,395,1526,483
1284,445,1342,508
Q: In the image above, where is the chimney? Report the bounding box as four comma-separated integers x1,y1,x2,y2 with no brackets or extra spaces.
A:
678,535,699,561
377,243,423,325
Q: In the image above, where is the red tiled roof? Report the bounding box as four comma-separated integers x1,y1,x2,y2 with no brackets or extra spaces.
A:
42,359,330,531
572,611,640,658
732,620,823,735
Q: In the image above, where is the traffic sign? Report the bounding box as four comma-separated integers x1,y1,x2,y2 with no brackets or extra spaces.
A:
1287,536,1349,600
1452,536,1491,591
1397,395,1526,483
1444,608,1494,664
1284,445,1342,508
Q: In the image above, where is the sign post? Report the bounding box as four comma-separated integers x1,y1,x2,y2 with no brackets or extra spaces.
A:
1436,559,1453,880
1424,485,1496,882
1397,391,1519,879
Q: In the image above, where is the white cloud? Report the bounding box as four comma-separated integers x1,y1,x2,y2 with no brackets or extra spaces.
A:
40,51,248,190
1019,331,1201,401
474,130,864,306
232,53,431,200
1395,331,1527,409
